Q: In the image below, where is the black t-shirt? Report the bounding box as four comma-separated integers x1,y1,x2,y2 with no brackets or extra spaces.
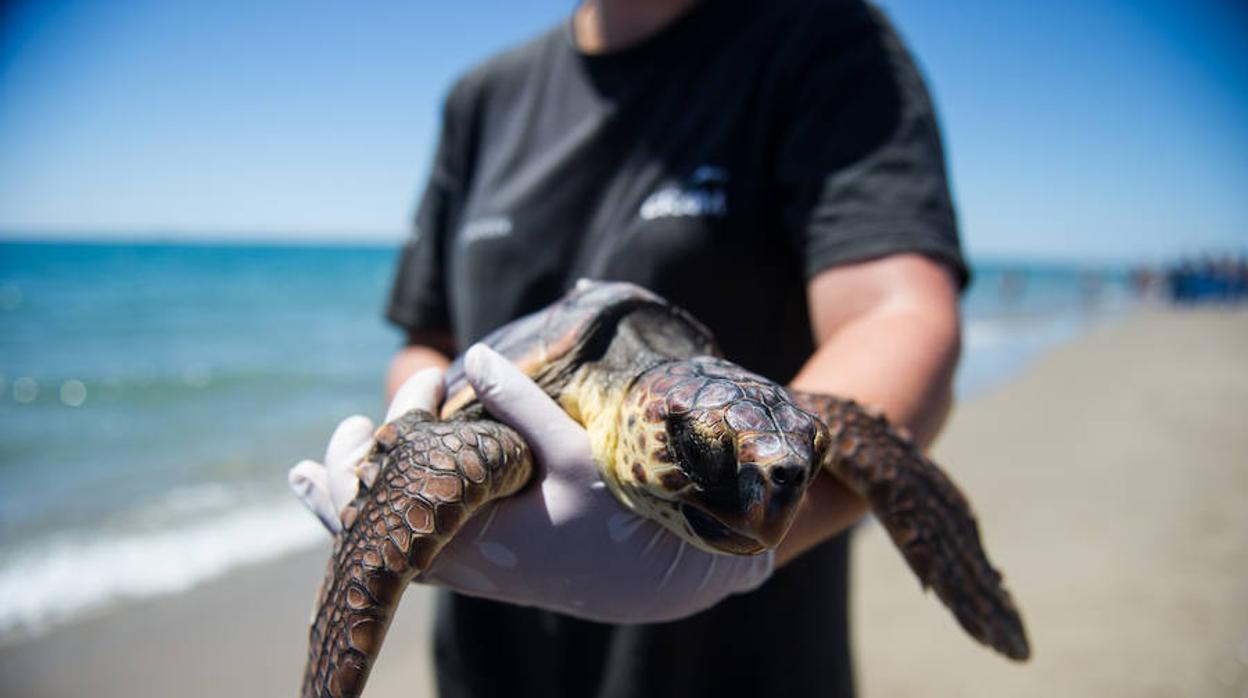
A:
387,1,965,696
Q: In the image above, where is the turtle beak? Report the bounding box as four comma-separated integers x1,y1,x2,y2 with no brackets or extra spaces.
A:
679,503,769,555
682,459,808,552
735,461,807,547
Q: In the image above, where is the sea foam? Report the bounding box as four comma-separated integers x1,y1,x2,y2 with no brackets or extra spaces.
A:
0,494,326,640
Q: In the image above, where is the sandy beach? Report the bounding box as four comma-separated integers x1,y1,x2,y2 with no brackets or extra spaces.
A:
853,307,1248,698
2,306,1244,697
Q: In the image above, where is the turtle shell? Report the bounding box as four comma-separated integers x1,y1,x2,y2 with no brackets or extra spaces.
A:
440,280,717,418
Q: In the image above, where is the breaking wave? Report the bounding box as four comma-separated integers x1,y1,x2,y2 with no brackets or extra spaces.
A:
0,491,326,640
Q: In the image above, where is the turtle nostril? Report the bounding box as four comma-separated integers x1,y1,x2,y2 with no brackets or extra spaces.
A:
769,465,805,488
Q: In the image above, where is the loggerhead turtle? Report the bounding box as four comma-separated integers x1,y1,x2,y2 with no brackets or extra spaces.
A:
302,280,1029,698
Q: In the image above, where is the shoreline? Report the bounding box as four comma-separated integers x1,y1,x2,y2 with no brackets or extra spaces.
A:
2,306,1244,697
0,545,437,698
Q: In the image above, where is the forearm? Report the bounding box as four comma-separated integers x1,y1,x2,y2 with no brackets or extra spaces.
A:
789,306,959,448
775,256,961,566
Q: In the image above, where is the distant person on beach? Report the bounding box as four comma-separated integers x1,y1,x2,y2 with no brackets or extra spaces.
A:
1164,254,1248,304
295,0,966,696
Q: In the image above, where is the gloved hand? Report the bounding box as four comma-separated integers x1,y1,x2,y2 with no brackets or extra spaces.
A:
288,366,445,534
289,346,774,624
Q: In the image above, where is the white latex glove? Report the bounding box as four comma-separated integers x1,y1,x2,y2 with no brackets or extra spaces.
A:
427,344,774,623
289,347,773,624
288,367,445,533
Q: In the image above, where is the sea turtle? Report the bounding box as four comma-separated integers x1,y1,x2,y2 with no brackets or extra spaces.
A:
302,280,1029,698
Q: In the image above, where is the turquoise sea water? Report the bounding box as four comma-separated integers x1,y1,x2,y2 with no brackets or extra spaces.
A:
0,241,1133,638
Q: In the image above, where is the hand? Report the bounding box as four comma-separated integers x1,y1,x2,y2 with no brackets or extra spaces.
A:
288,347,773,624
422,345,773,623
288,367,445,533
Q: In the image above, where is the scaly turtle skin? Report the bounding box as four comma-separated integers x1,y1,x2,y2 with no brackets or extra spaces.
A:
302,281,1029,698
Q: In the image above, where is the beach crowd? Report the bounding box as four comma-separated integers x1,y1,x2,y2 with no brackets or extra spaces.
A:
1132,254,1248,304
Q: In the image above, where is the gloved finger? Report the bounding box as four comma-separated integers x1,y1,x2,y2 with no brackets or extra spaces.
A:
736,548,776,594
325,415,375,515
384,366,446,423
288,459,341,534
462,343,588,456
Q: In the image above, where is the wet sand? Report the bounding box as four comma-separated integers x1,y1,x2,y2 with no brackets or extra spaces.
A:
1,307,1244,697
0,546,436,698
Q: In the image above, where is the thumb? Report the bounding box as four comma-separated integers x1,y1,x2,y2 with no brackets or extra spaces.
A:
462,343,587,458
385,366,446,422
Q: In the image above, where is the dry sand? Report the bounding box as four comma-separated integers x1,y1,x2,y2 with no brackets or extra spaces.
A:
854,308,1248,698
1,307,1244,697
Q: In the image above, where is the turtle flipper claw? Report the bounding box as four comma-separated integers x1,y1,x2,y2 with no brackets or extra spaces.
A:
793,391,1030,661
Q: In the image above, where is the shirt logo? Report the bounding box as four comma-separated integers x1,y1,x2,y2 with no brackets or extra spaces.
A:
460,216,513,244
639,166,729,221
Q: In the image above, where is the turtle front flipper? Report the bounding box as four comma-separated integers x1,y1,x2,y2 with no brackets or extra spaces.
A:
302,409,533,698
792,391,1030,661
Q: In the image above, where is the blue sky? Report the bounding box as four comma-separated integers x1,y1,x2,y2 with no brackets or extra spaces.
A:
1,0,1245,262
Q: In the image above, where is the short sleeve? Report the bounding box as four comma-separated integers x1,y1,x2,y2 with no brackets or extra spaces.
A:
775,4,969,289
385,88,472,332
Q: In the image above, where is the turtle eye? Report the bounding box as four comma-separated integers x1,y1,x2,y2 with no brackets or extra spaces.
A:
666,413,735,492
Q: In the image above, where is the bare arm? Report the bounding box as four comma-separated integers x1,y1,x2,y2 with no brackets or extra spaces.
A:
775,253,962,566
385,329,456,401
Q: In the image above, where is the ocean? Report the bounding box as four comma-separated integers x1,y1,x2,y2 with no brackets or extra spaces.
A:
0,241,1134,639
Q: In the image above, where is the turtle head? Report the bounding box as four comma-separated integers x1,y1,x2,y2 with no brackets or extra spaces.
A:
610,357,827,555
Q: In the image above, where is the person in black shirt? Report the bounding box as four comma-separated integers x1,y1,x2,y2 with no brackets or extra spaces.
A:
300,0,967,695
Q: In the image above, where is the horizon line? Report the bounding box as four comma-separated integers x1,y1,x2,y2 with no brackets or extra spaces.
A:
2,231,1191,268
0,228,407,247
